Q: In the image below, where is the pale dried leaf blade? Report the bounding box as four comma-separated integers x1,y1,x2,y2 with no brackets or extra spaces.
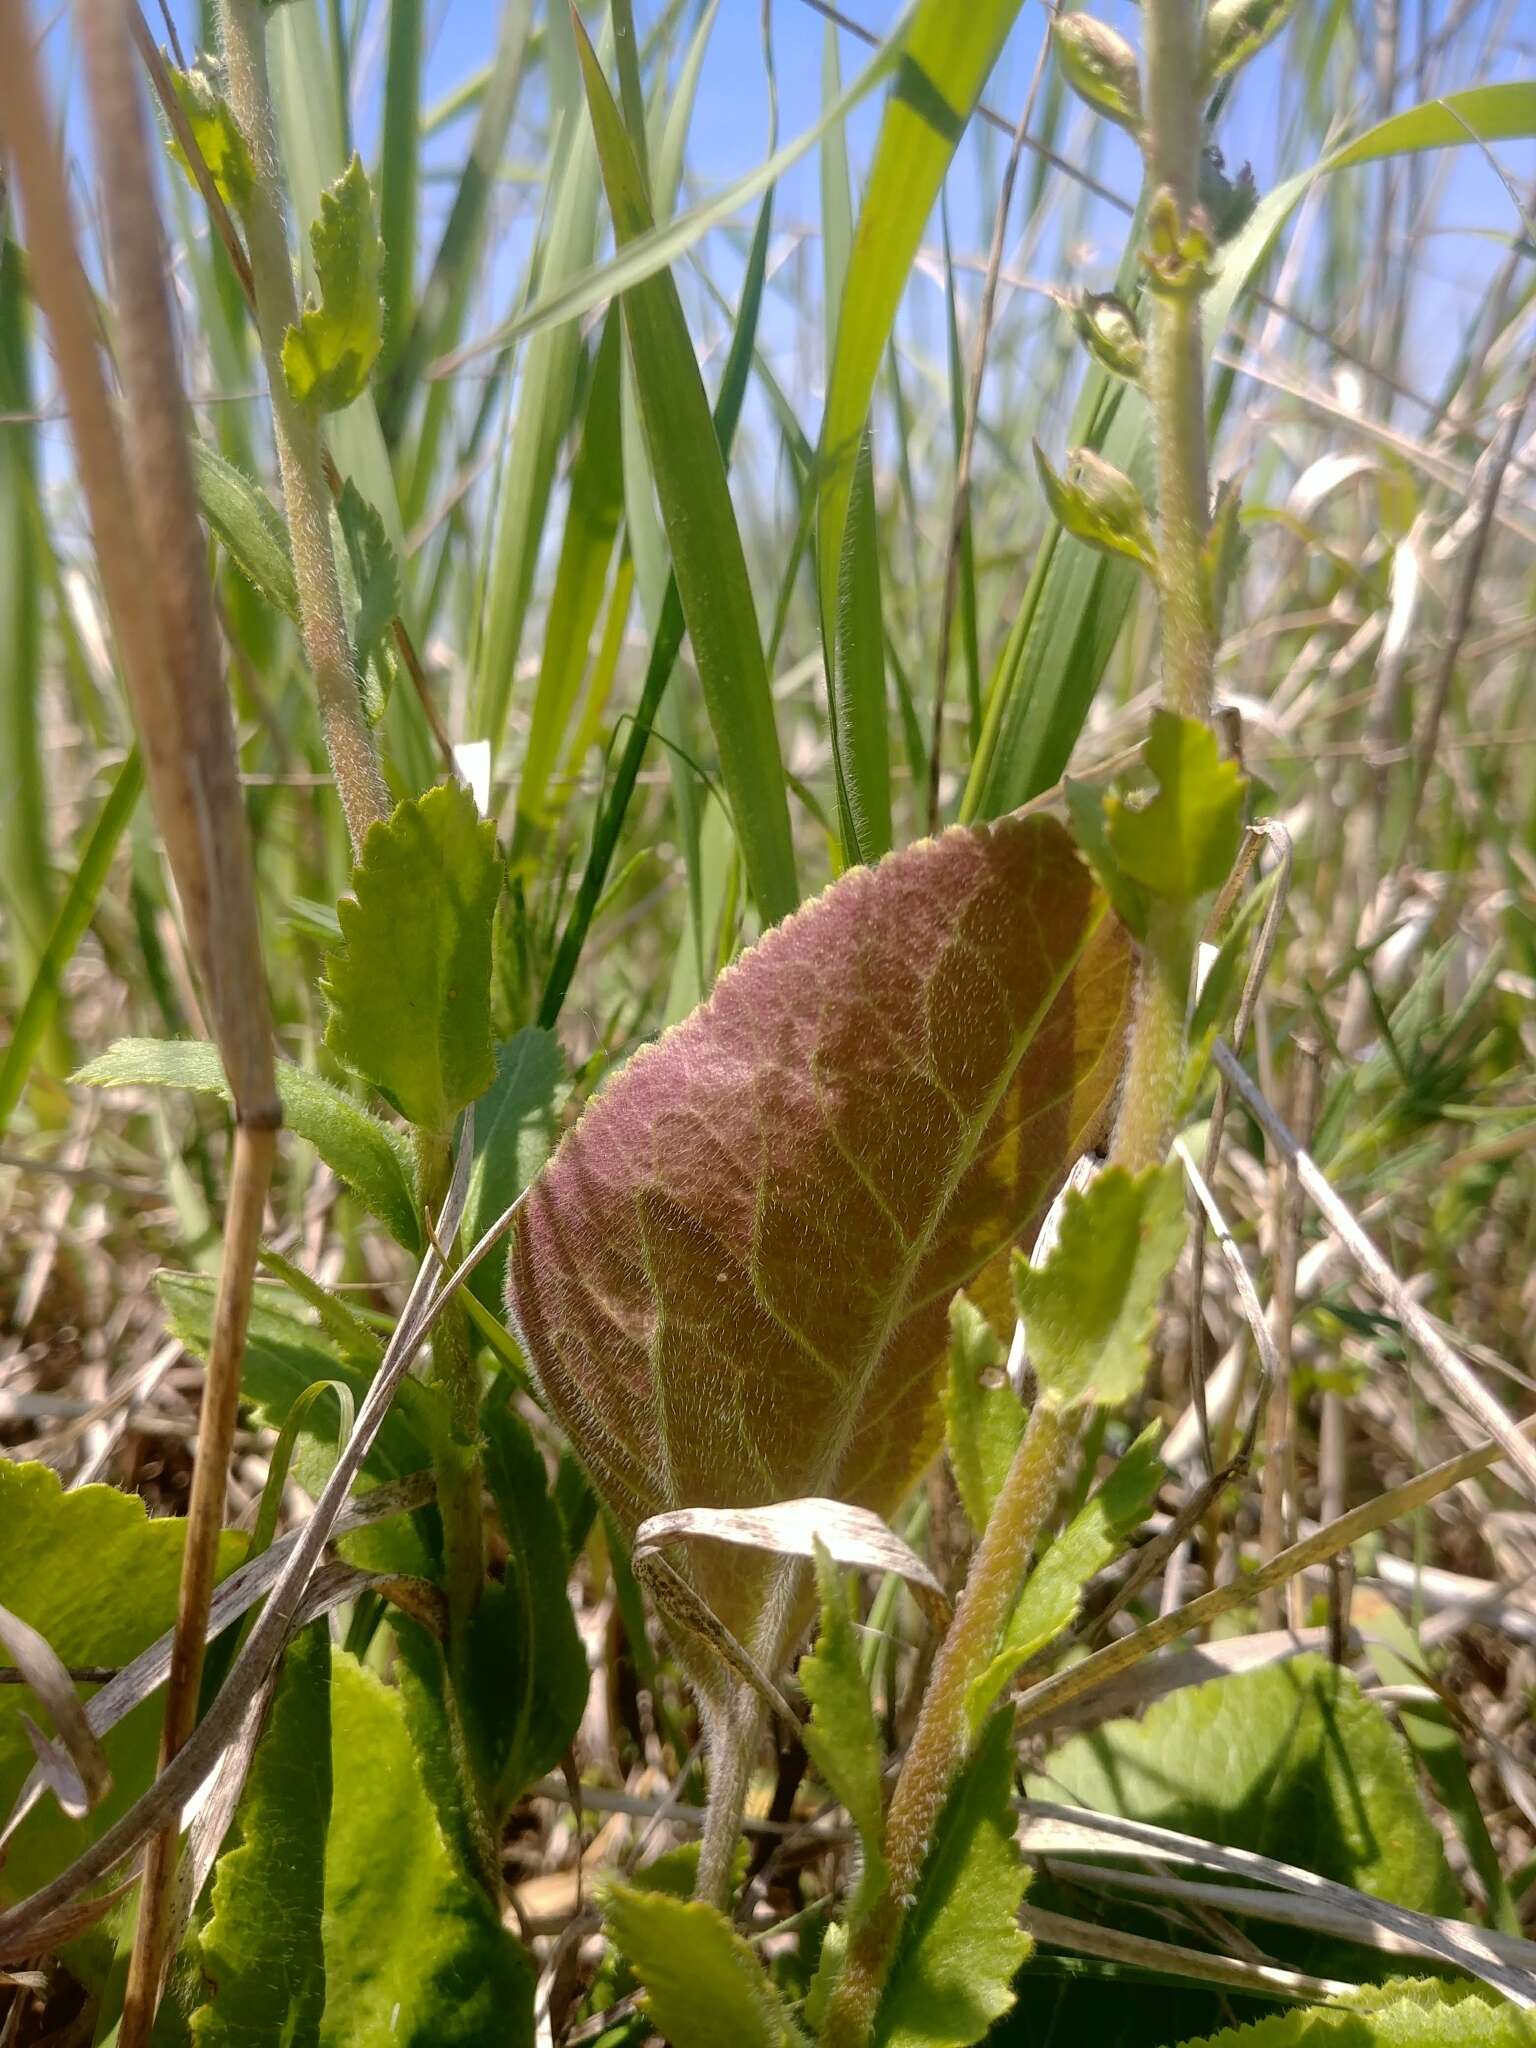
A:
0,1599,112,1815
635,1499,951,1632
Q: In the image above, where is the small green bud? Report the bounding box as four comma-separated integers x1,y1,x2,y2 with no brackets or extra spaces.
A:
1071,291,1146,384
1035,443,1156,571
1203,0,1299,85
1144,191,1216,293
1052,14,1143,132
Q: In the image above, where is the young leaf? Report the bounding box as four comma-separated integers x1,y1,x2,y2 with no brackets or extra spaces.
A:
191,1626,330,2048
602,1885,810,2048
967,1425,1164,1726
1014,1166,1186,1410
282,153,385,412
74,1036,420,1250
322,781,501,1133
574,19,799,929
321,1650,535,2043
1105,710,1247,902
944,1294,1024,1537
876,1707,1031,2047
801,1540,888,1914
1174,1978,1530,2046
166,61,255,212
0,1461,243,1900
508,816,1131,1657
1034,444,1156,571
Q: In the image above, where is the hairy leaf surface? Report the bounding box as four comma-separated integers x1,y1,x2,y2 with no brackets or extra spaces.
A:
603,1885,809,2047
508,814,1130,1654
282,154,385,412
1175,1979,1530,2046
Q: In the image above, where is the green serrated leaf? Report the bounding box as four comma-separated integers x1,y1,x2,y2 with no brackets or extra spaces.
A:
282,153,384,412
1014,1167,1186,1410
944,1294,1023,1536
1063,774,1152,941
192,1627,330,2048
0,1462,243,1902
335,479,400,699
802,1540,889,1917
1106,710,1247,902
73,1037,419,1250
967,1426,1164,1728
603,1885,810,2048
321,1650,535,2044
876,1708,1031,2047
322,782,500,1132
1034,443,1157,570
167,61,255,212
1174,1979,1530,2046
189,440,299,623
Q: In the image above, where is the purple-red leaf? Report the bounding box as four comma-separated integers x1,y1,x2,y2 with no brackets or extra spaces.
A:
507,816,1131,1658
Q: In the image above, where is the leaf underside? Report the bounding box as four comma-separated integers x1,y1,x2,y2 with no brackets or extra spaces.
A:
508,813,1131,1652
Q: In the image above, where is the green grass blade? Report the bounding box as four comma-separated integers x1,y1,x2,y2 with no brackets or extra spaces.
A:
815,5,1026,655
572,21,797,928
831,431,892,865
0,752,145,1138
378,0,424,382
510,306,625,870
539,185,777,1026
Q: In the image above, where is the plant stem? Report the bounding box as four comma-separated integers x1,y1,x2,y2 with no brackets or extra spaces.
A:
821,1399,1074,2047
824,5,1220,2037
415,1126,486,1647
697,1680,767,1912
219,0,391,855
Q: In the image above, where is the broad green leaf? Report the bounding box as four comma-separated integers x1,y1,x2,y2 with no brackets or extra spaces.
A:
876,1707,1031,2046
944,1293,1022,1536
1105,711,1247,903
1174,1979,1530,2046
510,815,1130,1661
816,3,1026,675
167,61,255,212
282,154,385,412
192,1627,330,2048
967,1425,1164,1727
157,1272,435,1490
462,1029,566,1311
0,1461,244,1902
1354,1591,1519,1935
320,1650,534,2045
574,20,799,927
602,1885,809,2048
470,1401,590,1806
74,1037,419,1250
1014,1166,1186,1410
802,1541,888,1915
322,781,500,1133
1027,1657,1461,2014
188,440,299,624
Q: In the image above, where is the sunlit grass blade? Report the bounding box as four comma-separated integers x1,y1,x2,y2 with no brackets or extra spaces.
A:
816,4,1025,839
539,183,778,1027
571,19,797,928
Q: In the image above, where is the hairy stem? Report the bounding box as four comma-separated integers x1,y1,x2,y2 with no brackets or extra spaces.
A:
821,1400,1074,2046
823,5,1219,2038
697,1680,767,1912
219,0,391,853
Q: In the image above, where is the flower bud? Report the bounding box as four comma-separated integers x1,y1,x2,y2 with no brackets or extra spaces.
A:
1035,443,1156,571
1052,14,1143,131
1204,0,1299,85
1071,291,1146,385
